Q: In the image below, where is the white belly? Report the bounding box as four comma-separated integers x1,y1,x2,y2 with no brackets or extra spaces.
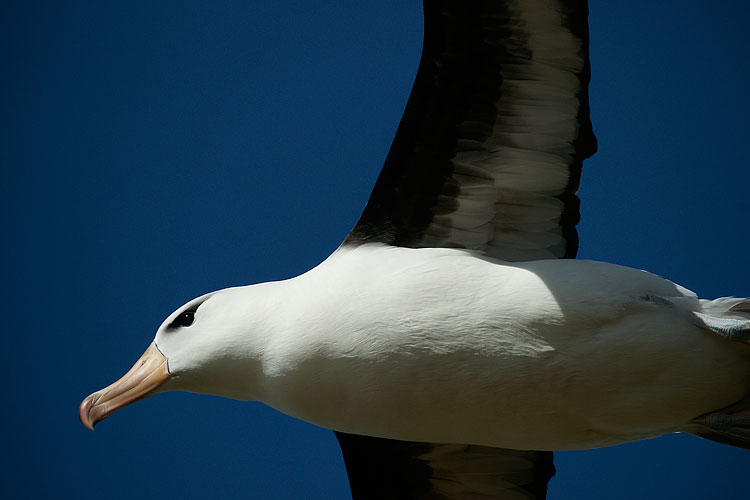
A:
258,245,750,450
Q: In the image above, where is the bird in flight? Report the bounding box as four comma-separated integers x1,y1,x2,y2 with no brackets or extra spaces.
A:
80,1,750,498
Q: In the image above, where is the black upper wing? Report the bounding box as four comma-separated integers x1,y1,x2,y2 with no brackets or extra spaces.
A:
344,0,596,260
336,432,555,500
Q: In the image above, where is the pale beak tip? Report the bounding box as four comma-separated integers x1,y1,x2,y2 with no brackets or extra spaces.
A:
79,394,98,431
79,342,169,430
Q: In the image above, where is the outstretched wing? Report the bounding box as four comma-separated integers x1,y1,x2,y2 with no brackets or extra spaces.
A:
337,1,594,498
336,432,555,500
344,0,596,261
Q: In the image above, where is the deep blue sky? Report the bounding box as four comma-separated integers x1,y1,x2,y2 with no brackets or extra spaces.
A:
5,1,749,498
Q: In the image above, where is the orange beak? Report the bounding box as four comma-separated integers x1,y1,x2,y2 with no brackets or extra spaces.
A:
79,342,170,430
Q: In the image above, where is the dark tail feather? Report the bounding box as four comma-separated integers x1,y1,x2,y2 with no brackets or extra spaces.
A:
684,394,750,450
729,299,750,314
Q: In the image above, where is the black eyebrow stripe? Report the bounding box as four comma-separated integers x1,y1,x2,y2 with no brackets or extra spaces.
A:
166,300,206,330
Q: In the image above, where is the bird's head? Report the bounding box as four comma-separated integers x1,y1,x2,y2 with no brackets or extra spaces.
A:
79,285,276,430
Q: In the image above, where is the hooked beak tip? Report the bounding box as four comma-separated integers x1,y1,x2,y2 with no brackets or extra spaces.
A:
79,394,98,431
78,342,169,430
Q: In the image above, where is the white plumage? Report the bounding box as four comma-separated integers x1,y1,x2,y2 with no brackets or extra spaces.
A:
78,2,750,497
155,244,750,450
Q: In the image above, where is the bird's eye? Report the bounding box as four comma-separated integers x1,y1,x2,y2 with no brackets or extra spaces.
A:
170,311,195,328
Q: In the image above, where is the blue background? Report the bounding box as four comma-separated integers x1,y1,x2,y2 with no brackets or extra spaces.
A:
5,1,749,498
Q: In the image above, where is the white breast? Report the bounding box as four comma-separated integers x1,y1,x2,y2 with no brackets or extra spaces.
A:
255,244,749,450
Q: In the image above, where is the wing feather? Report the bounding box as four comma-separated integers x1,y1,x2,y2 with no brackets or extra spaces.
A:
344,0,596,260
336,432,555,500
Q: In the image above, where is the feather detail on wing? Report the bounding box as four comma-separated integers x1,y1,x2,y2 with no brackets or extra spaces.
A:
344,0,596,261
336,432,556,500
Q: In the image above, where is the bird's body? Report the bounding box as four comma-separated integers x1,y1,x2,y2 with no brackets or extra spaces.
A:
160,244,750,451
79,1,750,497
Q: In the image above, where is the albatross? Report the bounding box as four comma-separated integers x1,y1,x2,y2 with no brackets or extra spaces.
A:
79,1,750,498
